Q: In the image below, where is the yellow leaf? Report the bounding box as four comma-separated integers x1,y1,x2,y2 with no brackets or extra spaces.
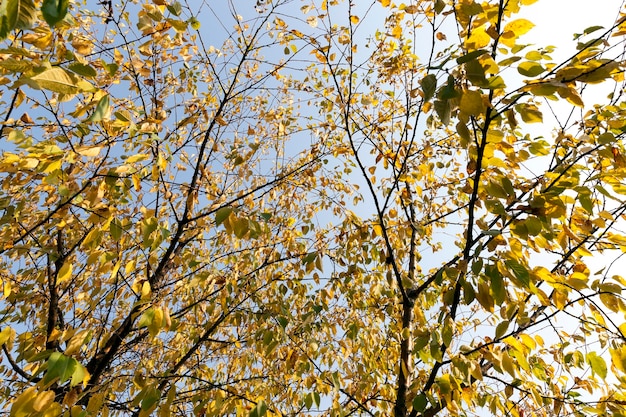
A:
126,154,149,163
86,393,105,413
610,345,626,373
503,19,534,36
64,329,90,356
22,31,53,49
557,86,584,107
465,27,491,49
57,262,72,284
41,403,62,417
215,115,228,126
501,19,534,47
10,386,37,417
29,67,80,95
125,260,136,275
350,15,359,24
520,333,536,350
501,352,516,377
0,326,13,346
141,281,152,299
516,103,543,123
553,290,568,310
72,37,94,55
132,174,141,192
503,336,525,353
76,146,103,157
3,280,11,297
33,391,55,412
148,307,164,337
391,24,402,38
459,90,485,116
380,0,390,6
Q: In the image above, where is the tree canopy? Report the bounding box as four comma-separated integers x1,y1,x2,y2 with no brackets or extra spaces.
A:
2,0,626,416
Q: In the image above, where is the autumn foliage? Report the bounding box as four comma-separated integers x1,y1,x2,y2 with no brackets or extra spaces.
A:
2,0,626,416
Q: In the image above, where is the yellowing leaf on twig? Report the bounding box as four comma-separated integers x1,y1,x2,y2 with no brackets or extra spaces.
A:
26,67,81,94
57,262,72,284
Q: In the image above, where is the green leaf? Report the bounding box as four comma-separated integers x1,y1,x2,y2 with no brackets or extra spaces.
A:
598,132,615,144
441,319,453,347
587,352,607,379
456,49,488,64
70,362,88,387
87,94,110,122
518,61,545,77
139,385,161,411
462,279,475,304
276,316,288,328
465,59,487,86
434,0,445,13
0,0,19,40
302,252,317,264
499,56,521,66
41,0,69,27
489,269,506,304
434,99,451,125
484,229,501,236
215,207,233,226
420,74,437,102
528,138,550,156
525,82,558,97
501,176,514,197
487,75,506,90
16,0,36,30
578,192,593,214
413,330,429,352
495,320,509,339
138,308,155,328
102,61,119,77
44,352,77,385
110,218,123,241
68,62,97,78
141,217,158,249
439,74,458,99
525,216,542,236
516,103,543,123
166,1,182,16
412,393,428,412
0,58,33,73
233,218,249,238
188,16,200,30
583,25,604,35
249,400,267,417
456,121,471,146
166,18,187,32
505,259,530,288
